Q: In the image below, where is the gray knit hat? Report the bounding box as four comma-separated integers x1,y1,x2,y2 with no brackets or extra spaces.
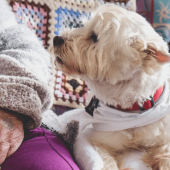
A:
0,0,53,129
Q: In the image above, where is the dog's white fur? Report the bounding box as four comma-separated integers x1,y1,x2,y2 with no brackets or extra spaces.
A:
53,4,170,170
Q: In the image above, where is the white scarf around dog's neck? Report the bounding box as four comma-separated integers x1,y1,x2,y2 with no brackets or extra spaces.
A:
81,81,170,132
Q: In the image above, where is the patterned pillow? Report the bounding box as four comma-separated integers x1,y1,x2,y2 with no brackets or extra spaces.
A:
137,0,170,44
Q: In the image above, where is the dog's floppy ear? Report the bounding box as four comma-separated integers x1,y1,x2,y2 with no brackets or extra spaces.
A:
129,36,170,63
143,48,170,74
149,50,170,63
129,35,170,74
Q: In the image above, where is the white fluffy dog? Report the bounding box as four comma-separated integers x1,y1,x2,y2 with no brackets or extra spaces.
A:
52,4,170,170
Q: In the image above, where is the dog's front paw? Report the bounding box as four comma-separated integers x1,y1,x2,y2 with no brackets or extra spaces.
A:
74,133,104,170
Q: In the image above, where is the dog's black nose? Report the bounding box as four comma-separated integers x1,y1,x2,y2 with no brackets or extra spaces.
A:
53,36,64,47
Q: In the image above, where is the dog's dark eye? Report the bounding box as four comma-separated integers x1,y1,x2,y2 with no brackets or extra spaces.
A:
56,56,63,65
90,32,98,43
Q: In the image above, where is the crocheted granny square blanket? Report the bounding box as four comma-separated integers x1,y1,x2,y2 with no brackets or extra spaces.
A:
9,0,52,48
137,0,170,43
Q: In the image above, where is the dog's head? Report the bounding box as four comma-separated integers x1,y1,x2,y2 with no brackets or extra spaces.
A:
53,4,170,107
